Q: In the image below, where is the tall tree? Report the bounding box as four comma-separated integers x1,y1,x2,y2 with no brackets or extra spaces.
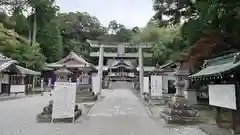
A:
37,21,63,63
56,12,106,58
132,22,185,64
102,20,134,42
0,23,45,70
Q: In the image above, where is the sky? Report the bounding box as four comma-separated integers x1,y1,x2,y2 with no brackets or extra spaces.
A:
55,0,155,28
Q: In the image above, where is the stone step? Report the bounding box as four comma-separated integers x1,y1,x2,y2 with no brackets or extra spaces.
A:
76,93,93,97
75,95,98,103
76,91,94,97
149,99,166,105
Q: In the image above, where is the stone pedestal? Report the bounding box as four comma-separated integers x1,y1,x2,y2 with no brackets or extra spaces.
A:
160,66,199,124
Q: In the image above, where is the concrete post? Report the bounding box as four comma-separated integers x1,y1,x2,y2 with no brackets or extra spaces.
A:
98,45,104,92
138,47,144,94
40,79,44,89
32,76,35,89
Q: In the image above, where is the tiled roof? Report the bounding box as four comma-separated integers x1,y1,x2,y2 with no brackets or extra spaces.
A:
16,65,41,75
190,52,240,78
0,59,17,72
46,51,96,70
54,68,72,74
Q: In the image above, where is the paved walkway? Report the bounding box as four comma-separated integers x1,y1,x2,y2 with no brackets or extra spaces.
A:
80,89,208,135
0,89,208,135
82,89,169,135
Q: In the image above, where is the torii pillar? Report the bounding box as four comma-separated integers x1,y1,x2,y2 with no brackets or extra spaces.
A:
98,45,104,92
138,47,144,95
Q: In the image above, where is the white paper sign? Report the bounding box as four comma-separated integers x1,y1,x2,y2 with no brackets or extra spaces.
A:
208,84,236,110
143,77,149,93
10,85,25,93
52,82,76,119
92,75,100,94
150,75,163,97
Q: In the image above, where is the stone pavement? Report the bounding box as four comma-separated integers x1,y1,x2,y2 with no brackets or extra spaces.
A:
80,89,208,135
0,93,28,101
0,89,208,135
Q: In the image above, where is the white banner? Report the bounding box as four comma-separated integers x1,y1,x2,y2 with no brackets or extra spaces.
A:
10,85,25,93
92,75,100,94
209,84,236,110
150,75,163,97
52,82,76,119
143,77,149,93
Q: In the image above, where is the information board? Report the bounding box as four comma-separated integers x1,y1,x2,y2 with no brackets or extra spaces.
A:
92,75,100,94
208,84,236,110
52,82,76,120
143,77,149,93
150,75,163,97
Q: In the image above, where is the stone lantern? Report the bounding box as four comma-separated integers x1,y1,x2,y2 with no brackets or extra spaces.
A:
160,65,199,124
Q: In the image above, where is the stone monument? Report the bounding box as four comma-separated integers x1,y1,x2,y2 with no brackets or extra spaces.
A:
160,65,199,124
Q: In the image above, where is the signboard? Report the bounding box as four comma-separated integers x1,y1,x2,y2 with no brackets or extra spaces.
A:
52,82,76,120
10,85,25,93
208,84,236,110
143,77,149,93
150,75,163,97
92,75,100,94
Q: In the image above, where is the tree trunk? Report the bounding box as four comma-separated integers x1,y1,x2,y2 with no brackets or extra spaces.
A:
28,18,32,42
32,8,37,46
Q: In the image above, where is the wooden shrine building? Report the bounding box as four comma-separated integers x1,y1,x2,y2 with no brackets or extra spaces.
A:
107,59,137,82
189,52,240,133
146,62,178,95
45,52,97,88
0,54,40,95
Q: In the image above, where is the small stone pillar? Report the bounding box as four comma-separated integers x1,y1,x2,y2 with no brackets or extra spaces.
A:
41,79,44,89
32,76,36,89
160,65,199,124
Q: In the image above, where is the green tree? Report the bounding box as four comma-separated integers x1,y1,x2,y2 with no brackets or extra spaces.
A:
0,23,45,70
37,21,63,63
132,22,187,64
56,12,106,59
102,20,134,42
153,0,240,49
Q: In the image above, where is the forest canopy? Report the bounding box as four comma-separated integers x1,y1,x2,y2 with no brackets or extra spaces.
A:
1,0,233,71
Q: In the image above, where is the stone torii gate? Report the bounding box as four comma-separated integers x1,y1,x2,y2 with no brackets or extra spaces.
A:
97,45,145,93
87,40,152,93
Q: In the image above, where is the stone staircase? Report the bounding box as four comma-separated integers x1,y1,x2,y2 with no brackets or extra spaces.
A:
75,90,98,103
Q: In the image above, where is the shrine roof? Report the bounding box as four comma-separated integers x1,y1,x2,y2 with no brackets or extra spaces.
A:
0,53,40,75
0,59,18,72
190,52,240,78
109,59,135,69
47,52,88,65
46,51,96,70
42,66,53,71
16,65,41,75
144,62,178,75
54,67,72,74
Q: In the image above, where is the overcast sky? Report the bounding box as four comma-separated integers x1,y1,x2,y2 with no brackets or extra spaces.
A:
55,0,155,28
